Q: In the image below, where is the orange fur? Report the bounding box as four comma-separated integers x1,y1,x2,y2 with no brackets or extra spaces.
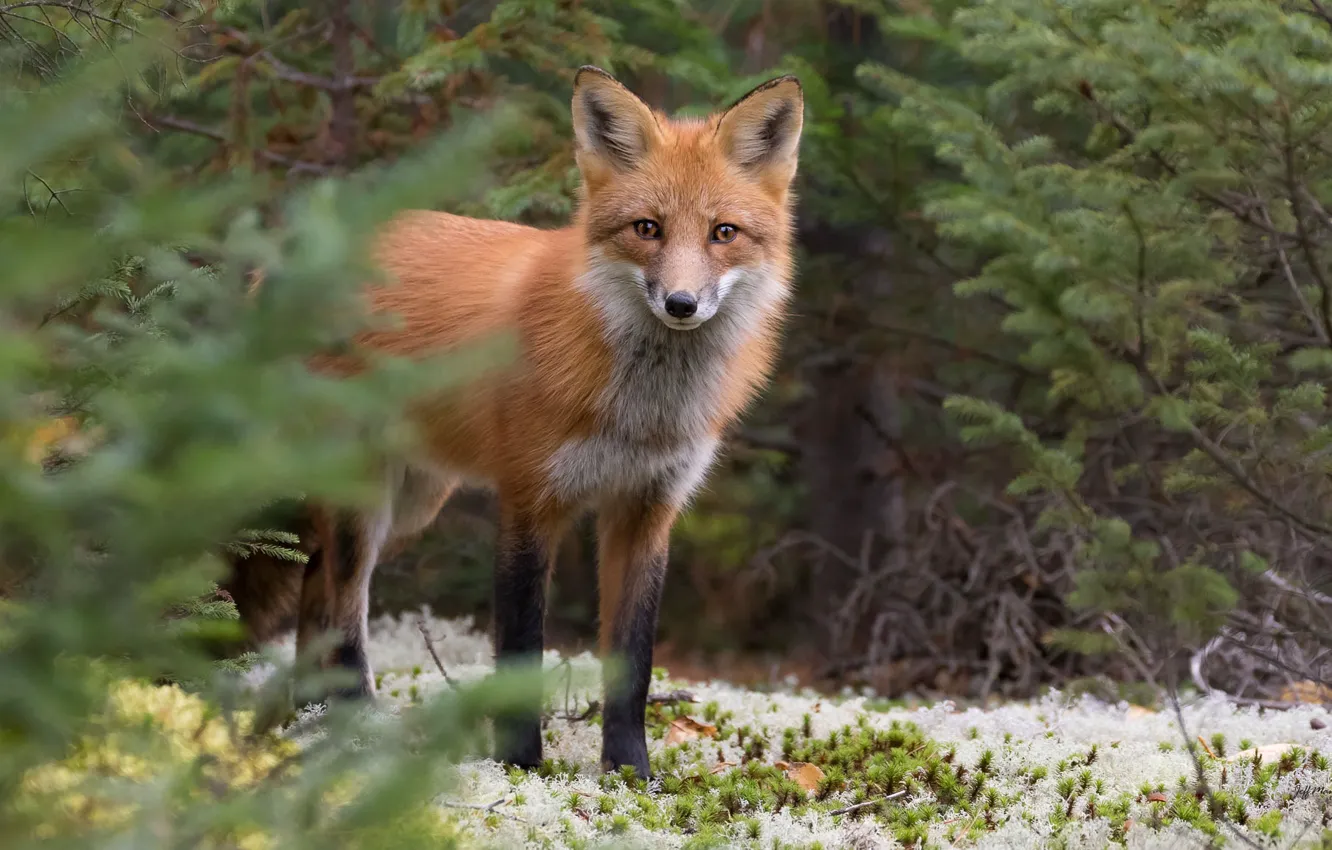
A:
237,67,804,775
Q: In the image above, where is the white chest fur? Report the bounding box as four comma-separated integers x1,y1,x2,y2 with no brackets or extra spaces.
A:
544,320,731,507
544,258,783,508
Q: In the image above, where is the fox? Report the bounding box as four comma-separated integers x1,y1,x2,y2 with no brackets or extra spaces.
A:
223,65,804,778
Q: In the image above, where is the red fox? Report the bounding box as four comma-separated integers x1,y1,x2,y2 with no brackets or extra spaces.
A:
224,66,803,778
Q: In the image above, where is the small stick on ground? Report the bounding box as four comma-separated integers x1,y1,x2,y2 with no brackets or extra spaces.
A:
646,689,696,705
438,796,525,823
417,618,459,688
1196,735,1216,759
948,808,984,848
829,789,906,816
555,700,600,722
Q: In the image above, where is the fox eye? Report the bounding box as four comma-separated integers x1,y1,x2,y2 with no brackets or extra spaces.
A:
633,220,661,239
712,223,739,243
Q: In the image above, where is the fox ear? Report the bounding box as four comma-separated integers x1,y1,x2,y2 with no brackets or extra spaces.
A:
572,66,659,174
716,76,803,187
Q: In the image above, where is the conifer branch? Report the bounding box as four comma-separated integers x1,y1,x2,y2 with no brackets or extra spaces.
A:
1134,362,1332,541
1280,107,1332,347
1307,0,1332,29
1260,204,1329,345
142,114,331,175
219,27,381,92
1077,83,1295,240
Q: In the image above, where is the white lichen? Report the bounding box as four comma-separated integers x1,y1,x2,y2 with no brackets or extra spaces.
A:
241,609,1332,849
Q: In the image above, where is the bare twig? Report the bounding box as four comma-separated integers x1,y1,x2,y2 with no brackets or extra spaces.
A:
417,618,459,689
829,789,907,816
220,26,381,91
1309,0,1332,28
1260,204,1329,344
870,320,1041,377
437,796,525,823
1135,364,1332,541
1165,680,1288,850
142,113,330,175
553,700,600,722
1280,107,1332,345
646,689,696,706
1261,567,1332,607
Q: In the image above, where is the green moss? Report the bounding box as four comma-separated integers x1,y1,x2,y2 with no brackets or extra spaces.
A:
1253,810,1283,840
505,682,1329,849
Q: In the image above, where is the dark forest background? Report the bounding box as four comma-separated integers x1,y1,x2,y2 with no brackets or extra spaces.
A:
8,0,1332,713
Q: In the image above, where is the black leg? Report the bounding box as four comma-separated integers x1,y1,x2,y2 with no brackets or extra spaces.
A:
329,520,376,700
601,551,666,779
297,515,377,705
492,520,551,769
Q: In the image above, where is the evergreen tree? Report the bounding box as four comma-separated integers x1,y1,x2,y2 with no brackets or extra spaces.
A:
871,0,1332,695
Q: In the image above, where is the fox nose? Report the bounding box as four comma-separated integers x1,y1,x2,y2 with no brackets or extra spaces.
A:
664,291,698,319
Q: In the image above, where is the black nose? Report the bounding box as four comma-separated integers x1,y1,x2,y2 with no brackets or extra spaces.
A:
664,291,698,319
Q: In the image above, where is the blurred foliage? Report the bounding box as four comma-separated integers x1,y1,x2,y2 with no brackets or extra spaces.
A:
7,14,1332,848
0,1,549,844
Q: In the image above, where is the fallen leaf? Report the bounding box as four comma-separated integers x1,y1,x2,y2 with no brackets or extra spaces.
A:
1229,743,1297,763
664,716,717,746
1279,681,1332,704
784,761,826,793
1147,792,1168,803
709,760,736,775
1126,705,1156,719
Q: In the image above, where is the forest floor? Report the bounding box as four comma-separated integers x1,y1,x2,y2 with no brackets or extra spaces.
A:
257,610,1332,849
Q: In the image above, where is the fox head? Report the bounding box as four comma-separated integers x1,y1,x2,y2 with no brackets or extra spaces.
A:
571,66,803,333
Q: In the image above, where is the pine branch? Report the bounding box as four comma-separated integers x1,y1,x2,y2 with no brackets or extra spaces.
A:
1259,203,1328,345
1307,0,1332,29
142,114,331,175
223,529,308,563
1076,83,1295,240
1280,106,1332,347
1135,361,1332,541
219,27,380,92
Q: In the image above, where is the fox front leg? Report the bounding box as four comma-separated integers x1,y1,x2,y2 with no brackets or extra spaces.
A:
596,499,676,779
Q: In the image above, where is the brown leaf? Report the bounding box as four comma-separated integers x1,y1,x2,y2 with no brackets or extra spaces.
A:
1147,792,1168,803
1279,681,1332,704
784,761,826,793
664,716,717,746
709,760,736,775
